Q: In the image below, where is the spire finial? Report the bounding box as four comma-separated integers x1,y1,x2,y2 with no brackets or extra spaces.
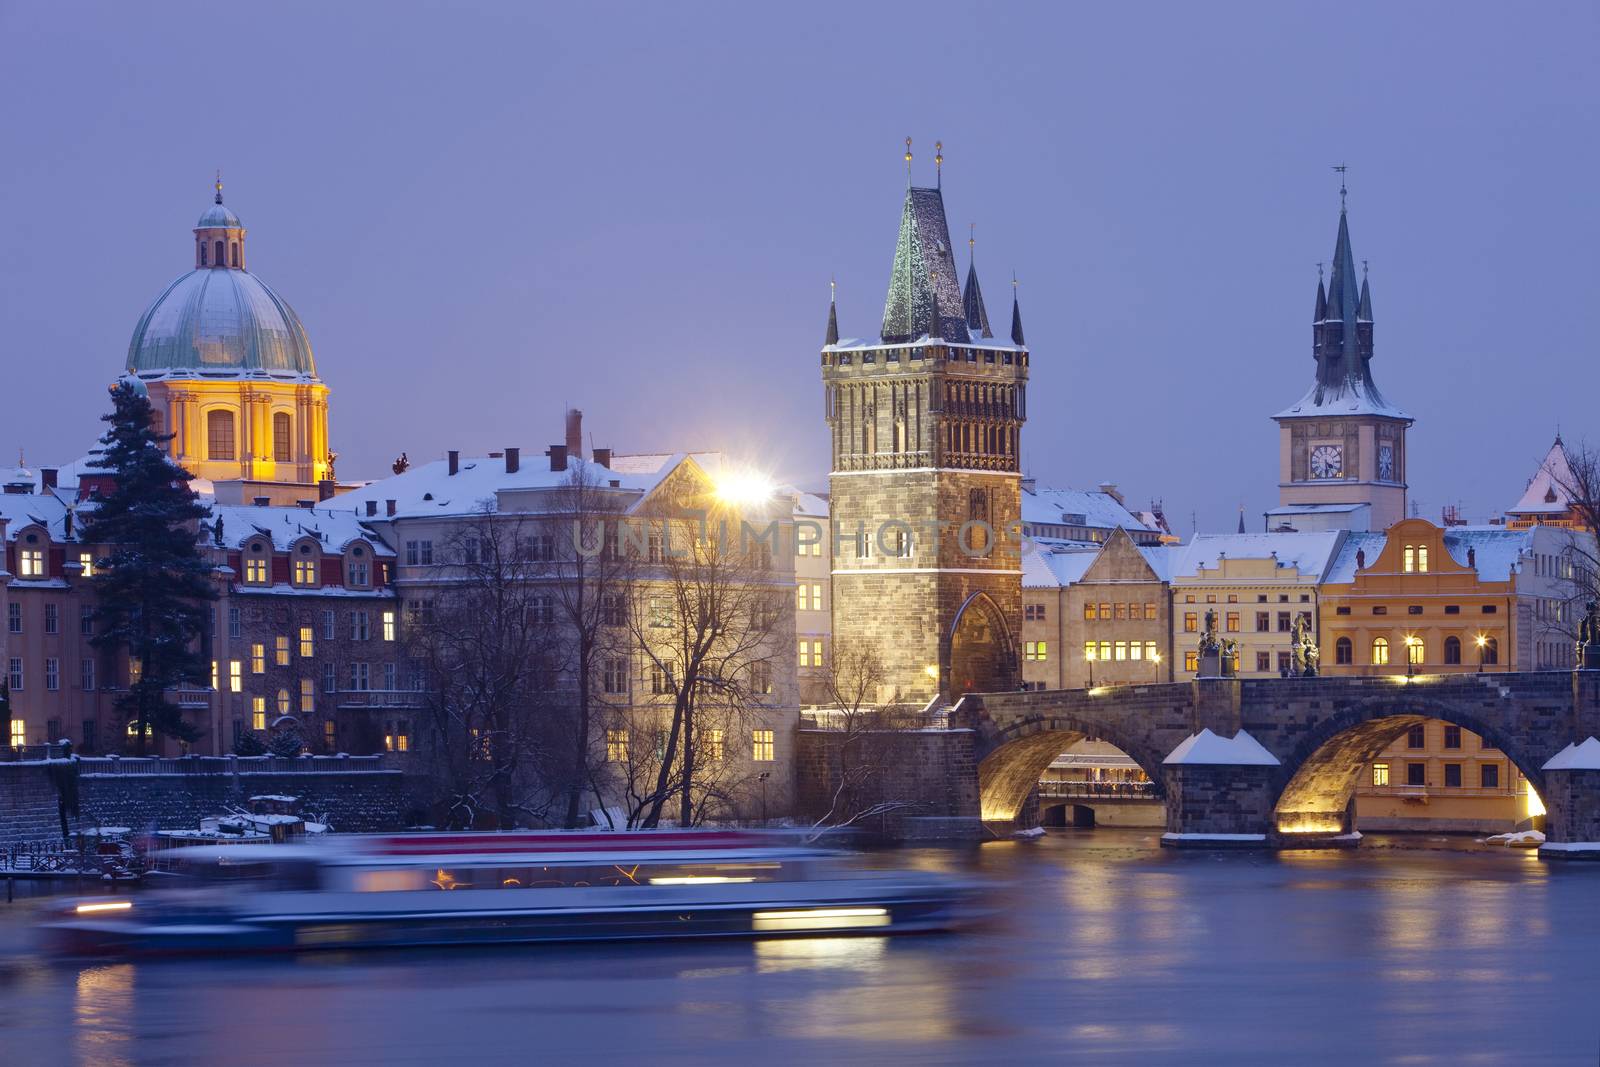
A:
904,137,913,185
1317,261,1324,280
1332,163,1348,211
1362,259,1369,277
969,222,975,256
935,140,943,187
214,169,224,205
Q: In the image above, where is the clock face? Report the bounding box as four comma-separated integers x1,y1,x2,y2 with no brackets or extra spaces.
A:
1378,444,1395,481
1309,444,1343,480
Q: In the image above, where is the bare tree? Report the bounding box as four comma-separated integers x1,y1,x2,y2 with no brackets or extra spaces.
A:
1536,441,1600,646
404,508,565,828
627,501,788,828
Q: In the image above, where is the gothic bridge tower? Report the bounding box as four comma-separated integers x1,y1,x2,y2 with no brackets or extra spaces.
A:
1273,180,1412,531
822,144,1028,703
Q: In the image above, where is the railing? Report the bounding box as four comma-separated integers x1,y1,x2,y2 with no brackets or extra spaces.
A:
1038,781,1159,800
1362,784,1524,800
336,689,426,708
799,707,953,731
1,742,73,763
76,754,392,776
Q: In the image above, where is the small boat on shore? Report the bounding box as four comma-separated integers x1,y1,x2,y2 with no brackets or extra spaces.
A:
40,830,983,957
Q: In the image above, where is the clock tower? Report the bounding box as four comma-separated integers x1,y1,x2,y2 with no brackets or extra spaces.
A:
1271,186,1411,531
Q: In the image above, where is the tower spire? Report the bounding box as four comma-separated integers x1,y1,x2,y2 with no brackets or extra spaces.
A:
1009,272,1026,346
904,137,913,188
962,223,993,338
825,276,839,346
935,140,943,189
1314,263,1327,322
214,169,224,205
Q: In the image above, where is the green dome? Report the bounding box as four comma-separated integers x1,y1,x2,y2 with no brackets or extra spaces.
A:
126,268,317,378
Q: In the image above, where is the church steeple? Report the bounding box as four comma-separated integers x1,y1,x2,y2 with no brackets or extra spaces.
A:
880,156,970,344
1010,275,1026,346
1303,189,1388,412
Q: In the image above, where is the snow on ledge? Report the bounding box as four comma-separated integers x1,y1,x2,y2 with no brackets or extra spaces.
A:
1542,737,1600,771
1538,842,1600,852
1162,728,1280,766
1161,832,1268,842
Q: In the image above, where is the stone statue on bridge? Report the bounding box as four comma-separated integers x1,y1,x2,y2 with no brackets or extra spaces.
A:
1292,615,1319,678
1580,601,1600,670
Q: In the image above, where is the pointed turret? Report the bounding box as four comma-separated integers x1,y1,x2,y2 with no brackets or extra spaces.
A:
1314,275,1327,322
962,229,993,338
1237,506,1246,534
880,183,970,344
824,290,839,346
1357,274,1372,321
1009,278,1026,346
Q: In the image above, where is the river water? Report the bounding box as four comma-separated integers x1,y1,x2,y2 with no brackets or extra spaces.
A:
0,830,1595,1065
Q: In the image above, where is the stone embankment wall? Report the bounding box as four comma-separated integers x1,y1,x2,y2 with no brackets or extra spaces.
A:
796,727,981,839
0,761,417,846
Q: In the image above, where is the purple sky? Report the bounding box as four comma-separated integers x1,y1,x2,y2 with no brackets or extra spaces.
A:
2,2,1595,532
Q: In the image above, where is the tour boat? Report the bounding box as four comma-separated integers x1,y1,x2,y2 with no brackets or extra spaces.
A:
40,830,983,957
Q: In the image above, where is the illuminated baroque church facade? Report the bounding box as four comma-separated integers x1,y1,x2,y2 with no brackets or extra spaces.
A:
125,179,335,504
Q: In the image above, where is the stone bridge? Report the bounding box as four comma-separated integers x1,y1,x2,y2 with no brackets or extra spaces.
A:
953,671,1600,856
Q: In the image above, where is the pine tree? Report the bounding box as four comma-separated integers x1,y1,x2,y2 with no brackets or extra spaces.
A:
78,379,217,754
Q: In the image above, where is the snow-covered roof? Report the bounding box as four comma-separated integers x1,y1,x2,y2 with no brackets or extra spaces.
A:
1273,379,1410,421
0,490,71,541
1163,729,1280,766
1321,532,1390,584
1264,503,1370,516
328,454,679,520
1440,527,1533,582
789,490,828,519
1021,486,1156,533
1543,738,1600,771
608,451,725,477
206,503,394,556
1021,538,1170,588
1509,438,1577,517
1167,531,1344,582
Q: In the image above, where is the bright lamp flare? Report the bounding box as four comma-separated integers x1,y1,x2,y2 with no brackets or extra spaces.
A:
714,470,775,507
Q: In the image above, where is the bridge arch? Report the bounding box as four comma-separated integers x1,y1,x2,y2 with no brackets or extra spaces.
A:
976,712,1170,824
947,590,1017,696
1272,691,1547,835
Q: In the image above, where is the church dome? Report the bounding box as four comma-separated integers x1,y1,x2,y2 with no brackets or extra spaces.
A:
126,267,317,378
197,202,240,228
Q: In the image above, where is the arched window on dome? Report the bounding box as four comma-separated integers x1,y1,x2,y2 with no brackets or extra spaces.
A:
273,412,292,463
207,410,236,461
199,242,207,267
230,242,238,267
214,240,224,268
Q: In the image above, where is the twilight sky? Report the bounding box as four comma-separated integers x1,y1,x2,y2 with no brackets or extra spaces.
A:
2,1,1595,533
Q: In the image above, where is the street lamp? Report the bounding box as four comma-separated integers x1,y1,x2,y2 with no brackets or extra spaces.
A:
1085,647,1095,688
1150,650,1162,682
1475,633,1488,673
1404,634,1421,678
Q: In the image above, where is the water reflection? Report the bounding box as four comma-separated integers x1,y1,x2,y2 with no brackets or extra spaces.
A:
74,963,135,1067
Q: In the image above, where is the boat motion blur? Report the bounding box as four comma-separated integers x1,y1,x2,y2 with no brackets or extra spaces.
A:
40,829,982,956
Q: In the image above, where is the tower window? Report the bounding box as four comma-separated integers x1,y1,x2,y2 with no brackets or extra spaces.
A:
199,242,207,266
230,241,239,267
273,412,292,462
207,409,236,460
214,240,224,266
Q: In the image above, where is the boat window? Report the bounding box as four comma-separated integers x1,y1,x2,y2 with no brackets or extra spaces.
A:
354,861,788,891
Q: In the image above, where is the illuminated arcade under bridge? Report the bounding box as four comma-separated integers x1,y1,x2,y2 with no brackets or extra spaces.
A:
948,671,1600,857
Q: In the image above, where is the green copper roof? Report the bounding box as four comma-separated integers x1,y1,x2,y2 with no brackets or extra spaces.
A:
126,268,317,378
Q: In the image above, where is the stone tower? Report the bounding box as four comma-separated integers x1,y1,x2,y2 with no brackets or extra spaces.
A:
1272,185,1412,531
822,150,1028,703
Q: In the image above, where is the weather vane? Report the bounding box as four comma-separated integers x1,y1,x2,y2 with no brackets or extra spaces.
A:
969,223,975,253
935,140,943,186
214,169,224,204
1332,163,1348,208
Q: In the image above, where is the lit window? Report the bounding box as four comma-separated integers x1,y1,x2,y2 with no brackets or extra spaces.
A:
1371,637,1389,666
752,729,775,762
1417,546,1429,572
1184,612,1198,633
1083,642,1096,662
293,558,317,585
1145,641,1158,660
207,409,235,460
1403,545,1415,573
708,729,725,761
128,657,142,685
19,549,44,578
1130,642,1143,661
1024,641,1048,662
300,677,315,713
1184,650,1198,672
277,689,291,715
1372,763,1389,786
251,697,266,731
229,660,242,692
1113,641,1126,661
1098,641,1111,661
382,611,396,642
606,729,629,762
299,626,314,658
1406,638,1424,666
275,636,290,666
244,557,267,584
79,552,95,577
9,718,24,747
251,644,265,674
1225,612,1240,633
324,719,336,747
211,660,218,690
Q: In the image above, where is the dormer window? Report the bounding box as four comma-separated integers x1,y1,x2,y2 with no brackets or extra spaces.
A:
243,541,269,585
347,545,370,588
19,548,44,578
293,543,318,586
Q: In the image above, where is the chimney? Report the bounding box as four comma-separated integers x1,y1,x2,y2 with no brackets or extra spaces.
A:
1097,481,1124,506
385,499,396,517
41,467,58,490
447,450,460,476
565,409,583,461
318,479,336,501
547,444,568,472
505,447,520,474
365,500,377,517
592,447,611,469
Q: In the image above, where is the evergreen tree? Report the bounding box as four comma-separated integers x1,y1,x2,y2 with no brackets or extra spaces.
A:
78,379,217,754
